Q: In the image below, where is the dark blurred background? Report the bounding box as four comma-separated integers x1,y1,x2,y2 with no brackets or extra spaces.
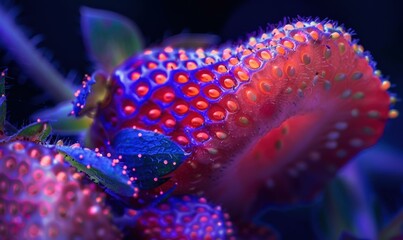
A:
1,0,402,149
0,0,402,238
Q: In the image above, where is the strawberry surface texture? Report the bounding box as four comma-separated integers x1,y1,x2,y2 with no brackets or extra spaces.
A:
73,19,395,217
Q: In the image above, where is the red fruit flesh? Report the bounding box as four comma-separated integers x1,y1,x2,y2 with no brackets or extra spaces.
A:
90,20,392,217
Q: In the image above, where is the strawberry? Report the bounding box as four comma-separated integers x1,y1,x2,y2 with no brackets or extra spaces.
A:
74,19,396,217
118,195,279,240
119,195,235,240
0,140,121,240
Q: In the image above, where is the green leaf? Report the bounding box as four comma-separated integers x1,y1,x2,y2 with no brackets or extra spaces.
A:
33,101,93,135
56,145,135,197
111,128,186,190
2,121,52,143
80,7,144,72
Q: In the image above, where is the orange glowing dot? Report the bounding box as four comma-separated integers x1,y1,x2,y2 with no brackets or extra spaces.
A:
237,69,249,81
191,117,204,127
205,57,215,64
123,105,135,115
40,156,51,166
309,30,319,40
324,23,333,29
165,119,176,127
200,73,213,82
226,100,238,112
381,80,391,90
284,24,294,31
163,92,175,102
247,58,260,69
295,21,305,28
276,46,285,55
184,85,199,97
186,62,197,70
330,32,340,39
273,32,285,40
261,33,268,39
196,48,204,55
147,62,158,69
177,136,189,145
148,109,161,119
175,104,189,114
196,132,209,141
293,33,306,42
180,54,189,61
236,45,244,54
158,53,167,61
255,43,265,50
154,74,167,84
222,49,232,60
144,50,152,55
175,73,188,83
195,101,208,110
242,49,252,56
222,78,235,89
283,40,294,49
166,62,177,70
343,33,352,42
164,46,173,53
271,28,280,35
316,23,324,31
215,131,227,139
216,64,227,73
212,111,225,120
259,50,272,60
248,37,257,46
207,88,220,98
137,85,149,96
229,57,239,65
389,109,399,119
130,72,140,81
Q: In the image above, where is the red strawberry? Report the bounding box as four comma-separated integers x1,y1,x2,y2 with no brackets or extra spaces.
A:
0,140,121,240
118,195,278,240
120,195,235,240
75,19,396,217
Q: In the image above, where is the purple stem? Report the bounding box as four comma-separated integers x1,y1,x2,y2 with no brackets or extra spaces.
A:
0,4,74,101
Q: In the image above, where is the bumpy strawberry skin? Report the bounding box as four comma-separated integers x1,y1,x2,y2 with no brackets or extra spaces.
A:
121,195,234,240
75,19,394,216
0,140,121,240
